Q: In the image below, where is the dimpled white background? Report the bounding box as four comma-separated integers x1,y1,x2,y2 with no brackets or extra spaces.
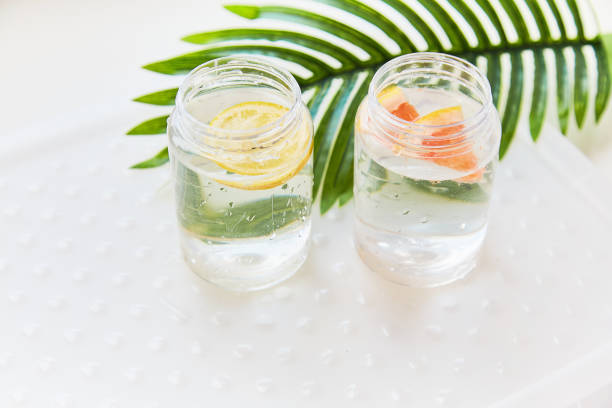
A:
2,114,612,407
2,1,612,407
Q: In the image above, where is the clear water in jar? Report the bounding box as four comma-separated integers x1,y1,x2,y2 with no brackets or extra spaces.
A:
170,88,313,291
354,88,496,287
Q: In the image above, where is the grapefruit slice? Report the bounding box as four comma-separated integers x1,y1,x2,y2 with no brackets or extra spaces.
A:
415,106,483,182
376,88,483,182
377,86,418,121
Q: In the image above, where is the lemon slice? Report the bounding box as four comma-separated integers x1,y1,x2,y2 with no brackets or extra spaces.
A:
209,101,312,190
210,101,288,131
415,105,463,126
377,85,405,110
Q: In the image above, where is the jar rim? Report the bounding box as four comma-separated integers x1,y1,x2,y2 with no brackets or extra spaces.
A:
367,52,494,142
173,55,302,142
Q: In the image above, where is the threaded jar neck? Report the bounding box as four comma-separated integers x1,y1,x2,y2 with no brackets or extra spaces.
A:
170,56,303,157
367,52,494,158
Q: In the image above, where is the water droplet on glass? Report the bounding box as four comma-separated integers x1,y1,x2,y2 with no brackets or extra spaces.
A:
403,209,410,215
282,184,288,190
420,216,430,224
228,202,233,207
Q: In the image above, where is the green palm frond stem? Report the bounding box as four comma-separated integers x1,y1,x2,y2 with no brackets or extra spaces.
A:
128,0,612,213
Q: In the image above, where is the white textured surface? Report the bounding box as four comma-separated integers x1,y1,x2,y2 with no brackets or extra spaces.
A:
2,0,612,405
1,111,612,407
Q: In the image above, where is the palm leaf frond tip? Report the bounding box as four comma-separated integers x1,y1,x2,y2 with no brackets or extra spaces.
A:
129,0,612,213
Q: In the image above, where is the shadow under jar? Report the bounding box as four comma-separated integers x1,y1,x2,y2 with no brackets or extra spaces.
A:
354,52,501,287
168,56,313,292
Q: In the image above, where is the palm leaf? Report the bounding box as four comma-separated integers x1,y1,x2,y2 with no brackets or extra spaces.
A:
500,52,524,158
595,38,612,121
130,147,169,168
530,49,547,141
126,115,169,135
129,0,612,213
555,48,571,134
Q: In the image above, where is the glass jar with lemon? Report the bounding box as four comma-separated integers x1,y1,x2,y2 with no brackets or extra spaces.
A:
168,56,313,291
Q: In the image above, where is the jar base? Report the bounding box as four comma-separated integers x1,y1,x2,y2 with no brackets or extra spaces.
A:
354,220,485,288
179,223,310,292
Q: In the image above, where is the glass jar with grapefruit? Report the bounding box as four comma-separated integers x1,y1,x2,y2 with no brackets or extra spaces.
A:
354,53,501,287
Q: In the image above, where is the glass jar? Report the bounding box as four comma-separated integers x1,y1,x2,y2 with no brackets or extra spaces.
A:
354,52,501,287
168,56,313,291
